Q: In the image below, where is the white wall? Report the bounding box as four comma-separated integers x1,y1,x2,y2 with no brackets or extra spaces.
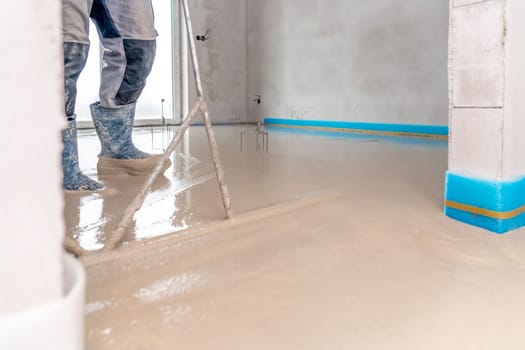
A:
448,0,506,181
448,0,525,183
503,0,525,181
0,0,64,314
247,0,449,125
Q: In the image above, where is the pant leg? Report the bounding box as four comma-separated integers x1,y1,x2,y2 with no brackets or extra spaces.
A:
90,0,157,108
63,0,93,44
63,0,93,120
64,42,89,120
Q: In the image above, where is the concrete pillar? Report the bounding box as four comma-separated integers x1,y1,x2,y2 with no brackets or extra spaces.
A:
446,0,525,233
0,0,85,348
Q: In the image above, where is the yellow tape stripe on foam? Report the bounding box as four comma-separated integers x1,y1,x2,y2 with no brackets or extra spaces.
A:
445,200,525,220
266,123,448,141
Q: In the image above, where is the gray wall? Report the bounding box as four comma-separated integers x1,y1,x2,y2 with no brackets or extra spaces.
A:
189,0,449,126
189,0,248,123
247,0,449,125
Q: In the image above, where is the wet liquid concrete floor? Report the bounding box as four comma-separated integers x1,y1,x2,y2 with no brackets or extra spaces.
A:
71,126,525,349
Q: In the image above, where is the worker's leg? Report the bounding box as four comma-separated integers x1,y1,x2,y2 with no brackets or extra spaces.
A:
62,0,103,191
89,0,169,176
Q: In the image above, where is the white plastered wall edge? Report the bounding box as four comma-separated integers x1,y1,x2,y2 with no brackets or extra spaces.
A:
0,255,85,350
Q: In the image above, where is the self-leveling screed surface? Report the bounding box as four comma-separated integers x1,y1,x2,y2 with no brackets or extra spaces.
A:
69,126,525,349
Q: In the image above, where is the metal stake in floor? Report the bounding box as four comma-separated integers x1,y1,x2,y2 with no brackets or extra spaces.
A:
65,0,233,256
240,95,269,152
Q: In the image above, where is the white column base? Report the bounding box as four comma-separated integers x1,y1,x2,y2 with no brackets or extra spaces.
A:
0,255,85,350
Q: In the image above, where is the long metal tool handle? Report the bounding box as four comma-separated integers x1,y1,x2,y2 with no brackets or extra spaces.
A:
181,0,233,219
181,0,204,98
105,0,233,251
200,101,232,218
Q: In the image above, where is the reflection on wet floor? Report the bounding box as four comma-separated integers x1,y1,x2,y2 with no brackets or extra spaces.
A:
67,125,448,251
65,127,218,250
81,126,525,349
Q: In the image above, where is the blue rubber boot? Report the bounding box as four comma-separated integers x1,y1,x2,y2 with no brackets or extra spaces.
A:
90,102,170,176
62,120,104,191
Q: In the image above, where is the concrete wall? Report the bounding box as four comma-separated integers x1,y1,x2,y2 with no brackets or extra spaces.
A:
186,0,448,126
448,0,506,181
503,0,525,180
448,0,525,183
0,0,64,315
247,0,449,125
188,0,248,124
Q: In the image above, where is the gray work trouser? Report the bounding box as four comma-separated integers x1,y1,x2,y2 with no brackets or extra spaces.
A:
63,0,157,118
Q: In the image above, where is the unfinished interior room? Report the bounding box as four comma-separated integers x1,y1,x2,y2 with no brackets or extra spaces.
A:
3,0,525,349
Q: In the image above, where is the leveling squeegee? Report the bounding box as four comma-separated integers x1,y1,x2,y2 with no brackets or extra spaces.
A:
64,0,232,257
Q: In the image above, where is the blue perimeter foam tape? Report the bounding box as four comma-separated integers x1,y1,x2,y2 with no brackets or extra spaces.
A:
444,172,525,234
265,126,448,148
264,118,449,138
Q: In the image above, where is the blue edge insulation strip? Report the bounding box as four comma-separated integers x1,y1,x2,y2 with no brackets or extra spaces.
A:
262,118,525,234
445,172,525,234
263,118,449,136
